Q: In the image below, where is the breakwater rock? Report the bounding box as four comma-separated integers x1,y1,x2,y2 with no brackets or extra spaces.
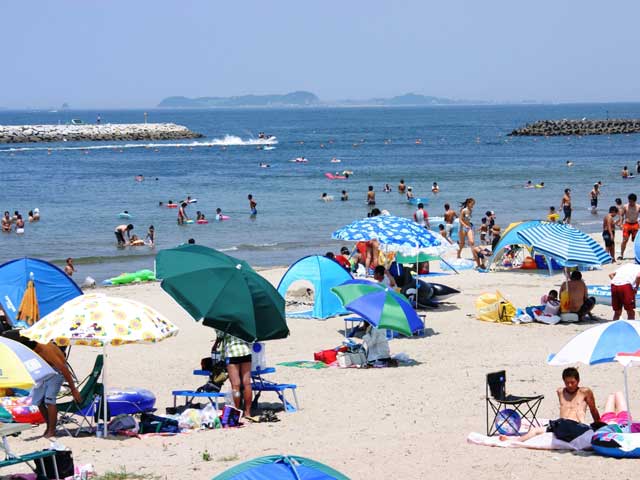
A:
509,119,640,136
0,123,203,144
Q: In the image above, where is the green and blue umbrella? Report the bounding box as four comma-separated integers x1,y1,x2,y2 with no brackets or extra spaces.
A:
331,279,423,336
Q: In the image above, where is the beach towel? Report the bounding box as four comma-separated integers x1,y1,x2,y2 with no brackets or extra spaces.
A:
467,431,593,451
277,361,328,369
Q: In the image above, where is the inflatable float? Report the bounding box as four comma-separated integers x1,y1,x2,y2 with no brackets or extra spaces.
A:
167,204,178,208
592,424,640,458
197,219,208,224
118,212,132,219
102,388,156,416
184,219,194,224
408,197,428,206
216,215,231,221
588,285,640,306
401,280,460,308
1,396,44,424
325,172,346,180
102,269,156,286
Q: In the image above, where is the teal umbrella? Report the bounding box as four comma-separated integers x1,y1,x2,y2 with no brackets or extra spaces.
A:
331,279,423,336
156,245,289,342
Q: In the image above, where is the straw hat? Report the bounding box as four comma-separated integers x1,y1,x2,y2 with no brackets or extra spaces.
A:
491,225,501,233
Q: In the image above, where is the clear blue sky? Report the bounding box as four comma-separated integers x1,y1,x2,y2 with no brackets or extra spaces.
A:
2,0,639,108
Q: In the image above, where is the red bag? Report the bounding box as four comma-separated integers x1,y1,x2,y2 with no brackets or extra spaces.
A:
314,349,338,364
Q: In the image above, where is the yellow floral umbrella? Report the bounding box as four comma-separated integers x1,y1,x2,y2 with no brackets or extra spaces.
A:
22,293,179,437
17,280,39,326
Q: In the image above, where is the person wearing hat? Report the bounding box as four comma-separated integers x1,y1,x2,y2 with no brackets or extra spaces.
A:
561,188,572,224
406,186,414,201
33,208,40,221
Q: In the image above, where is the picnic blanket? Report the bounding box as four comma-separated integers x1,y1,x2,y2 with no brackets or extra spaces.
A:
467,431,593,451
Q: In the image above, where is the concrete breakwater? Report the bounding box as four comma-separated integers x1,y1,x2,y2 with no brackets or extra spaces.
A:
0,123,203,143
509,119,640,136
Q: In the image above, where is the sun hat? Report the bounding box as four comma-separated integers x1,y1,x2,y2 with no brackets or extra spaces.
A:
492,225,501,233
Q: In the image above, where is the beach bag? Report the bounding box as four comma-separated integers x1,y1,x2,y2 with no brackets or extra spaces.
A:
560,282,571,311
139,413,180,434
337,350,367,368
314,349,338,364
475,291,512,323
35,449,74,479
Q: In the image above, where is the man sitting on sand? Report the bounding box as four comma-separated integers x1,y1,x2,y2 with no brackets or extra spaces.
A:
560,270,595,321
502,367,601,444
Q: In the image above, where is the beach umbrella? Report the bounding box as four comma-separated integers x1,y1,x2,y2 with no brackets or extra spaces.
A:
17,279,39,326
211,454,350,480
332,215,443,255
156,245,288,342
331,279,423,336
614,350,640,431
22,293,179,437
517,223,611,267
0,336,56,389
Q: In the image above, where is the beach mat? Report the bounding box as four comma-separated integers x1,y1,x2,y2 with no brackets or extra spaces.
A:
466,431,592,451
277,361,328,369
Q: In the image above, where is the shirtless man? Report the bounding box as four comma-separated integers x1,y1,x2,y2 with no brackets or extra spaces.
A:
398,179,406,194
589,183,600,213
503,368,600,443
619,193,639,260
2,331,81,438
602,206,617,260
366,185,376,215
443,203,458,239
64,257,75,277
560,188,572,224
1,211,11,233
114,224,133,246
248,194,257,215
615,198,624,227
560,270,595,321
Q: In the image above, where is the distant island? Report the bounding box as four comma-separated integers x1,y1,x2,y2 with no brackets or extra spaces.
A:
157,91,490,108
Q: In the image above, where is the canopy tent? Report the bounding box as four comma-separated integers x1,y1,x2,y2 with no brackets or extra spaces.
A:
212,455,349,480
0,258,82,327
485,220,542,270
277,255,352,319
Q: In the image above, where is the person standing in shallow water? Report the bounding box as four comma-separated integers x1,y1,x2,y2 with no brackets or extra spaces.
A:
457,198,475,259
248,194,257,215
561,189,572,224
366,185,376,215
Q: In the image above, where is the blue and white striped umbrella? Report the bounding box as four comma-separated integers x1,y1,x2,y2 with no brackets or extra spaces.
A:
332,215,442,254
517,223,611,266
548,320,640,366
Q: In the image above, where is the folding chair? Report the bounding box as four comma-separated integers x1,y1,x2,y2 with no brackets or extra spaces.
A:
486,370,543,436
251,368,299,413
56,354,104,437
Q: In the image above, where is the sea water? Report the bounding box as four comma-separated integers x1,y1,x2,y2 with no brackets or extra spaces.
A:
1,104,640,281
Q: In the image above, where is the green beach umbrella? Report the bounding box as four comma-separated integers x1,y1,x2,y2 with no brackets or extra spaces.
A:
156,245,289,342
331,279,423,336
395,252,440,263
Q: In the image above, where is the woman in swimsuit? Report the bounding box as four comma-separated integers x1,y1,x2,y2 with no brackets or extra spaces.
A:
457,198,476,259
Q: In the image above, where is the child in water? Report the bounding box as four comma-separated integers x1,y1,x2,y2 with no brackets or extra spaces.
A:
145,225,155,246
215,208,224,221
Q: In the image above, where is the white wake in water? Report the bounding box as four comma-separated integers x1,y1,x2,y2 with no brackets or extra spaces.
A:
0,134,278,152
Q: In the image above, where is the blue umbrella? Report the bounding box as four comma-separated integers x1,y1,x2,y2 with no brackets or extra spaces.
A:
516,223,611,266
332,215,442,255
331,279,424,336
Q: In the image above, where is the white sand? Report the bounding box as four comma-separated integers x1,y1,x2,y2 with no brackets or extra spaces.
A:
4,258,639,479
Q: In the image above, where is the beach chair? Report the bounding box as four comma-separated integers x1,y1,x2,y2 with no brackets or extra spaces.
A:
251,367,299,413
486,370,543,436
56,354,104,437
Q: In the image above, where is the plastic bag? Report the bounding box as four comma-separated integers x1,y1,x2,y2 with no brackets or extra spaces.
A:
177,408,202,430
200,404,220,428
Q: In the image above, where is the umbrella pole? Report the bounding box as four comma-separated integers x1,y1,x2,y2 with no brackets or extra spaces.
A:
103,344,108,438
624,365,632,433
440,257,459,274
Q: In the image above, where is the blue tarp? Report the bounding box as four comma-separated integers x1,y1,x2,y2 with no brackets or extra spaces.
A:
277,255,352,319
0,258,82,327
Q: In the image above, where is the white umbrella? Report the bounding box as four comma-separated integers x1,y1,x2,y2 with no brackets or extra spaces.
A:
22,293,179,437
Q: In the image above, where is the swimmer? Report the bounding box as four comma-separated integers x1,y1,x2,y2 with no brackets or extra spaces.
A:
196,211,204,221
548,206,560,223
248,194,257,215
321,193,334,202
383,183,391,193
398,179,406,194
32,208,40,221
15,215,25,234
566,160,574,167
406,186,414,200
215,208,224,221
622,166,630,178
145,225,155,246
432,182,440,193
259,162,270,168
135,174,144,182
340,190,349,201
525,180,534,189
1,211,11,232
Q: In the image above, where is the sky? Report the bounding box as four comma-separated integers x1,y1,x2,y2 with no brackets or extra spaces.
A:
1,0,639,108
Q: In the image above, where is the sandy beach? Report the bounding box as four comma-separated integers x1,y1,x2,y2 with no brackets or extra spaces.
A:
3,248,638,480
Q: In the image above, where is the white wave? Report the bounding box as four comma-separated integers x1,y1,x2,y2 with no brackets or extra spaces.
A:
0,134,278,152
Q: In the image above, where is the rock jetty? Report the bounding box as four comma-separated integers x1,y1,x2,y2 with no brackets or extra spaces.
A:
0,123,203,144
509,119,640,136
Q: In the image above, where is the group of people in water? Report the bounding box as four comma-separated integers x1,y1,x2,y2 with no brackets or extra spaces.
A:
1,208,40,234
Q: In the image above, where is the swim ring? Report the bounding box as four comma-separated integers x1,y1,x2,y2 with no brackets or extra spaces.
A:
325,173,346,180
216,215,231,221
167,204,178,208
102,269,156,286
592,424,640,458
197,219,209,224
184,219,194,224
118,212,132,219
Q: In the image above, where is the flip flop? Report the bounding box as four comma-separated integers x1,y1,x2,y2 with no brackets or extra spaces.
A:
244,415,261,423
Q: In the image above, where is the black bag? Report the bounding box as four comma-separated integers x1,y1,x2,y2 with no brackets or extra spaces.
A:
34,450,74,479
139,412,180,434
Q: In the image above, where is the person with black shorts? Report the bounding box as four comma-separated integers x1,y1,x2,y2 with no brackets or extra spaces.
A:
217,332,257,422
114,224,134,247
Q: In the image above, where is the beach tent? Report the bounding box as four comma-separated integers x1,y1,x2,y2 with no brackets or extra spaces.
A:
277,255,351,319
0,258,82,327
486,220,543,271
211,455,350,480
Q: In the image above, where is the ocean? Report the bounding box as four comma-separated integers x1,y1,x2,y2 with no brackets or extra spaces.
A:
1,104,640,282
